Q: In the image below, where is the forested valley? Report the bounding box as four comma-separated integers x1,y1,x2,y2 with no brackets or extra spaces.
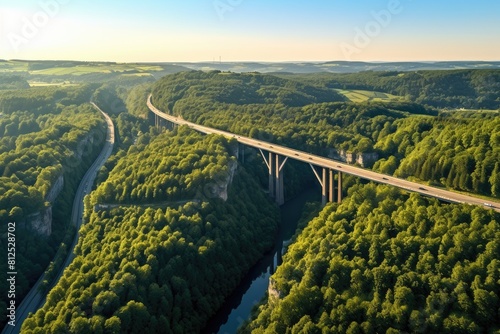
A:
151,70,500,198
22,128,279,333
241,183,500,333
278,69,500,109
0,85,108,329
0,63,499,333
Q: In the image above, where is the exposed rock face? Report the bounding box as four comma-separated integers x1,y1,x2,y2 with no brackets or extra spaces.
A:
27,206,53,237
328,149,379,167
28,174,64,236
27,131,98,236
356,152,379,167
74,132,95,160
268,278,283,303
216,160,238,201
46,175,64,203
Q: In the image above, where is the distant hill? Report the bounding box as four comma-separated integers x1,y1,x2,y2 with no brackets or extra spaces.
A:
151,70,345,112
168,61,500,74
2,60,500,77
277,70,500,109
0,60,190,85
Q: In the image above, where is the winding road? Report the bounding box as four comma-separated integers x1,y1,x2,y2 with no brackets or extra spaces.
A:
2,104,114,334
148,94,500,213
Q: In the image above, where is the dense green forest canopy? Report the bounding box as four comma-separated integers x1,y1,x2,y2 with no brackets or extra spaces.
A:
91,127,238,205
0,75,30,90
0,85,108,329
1,64,498,333
0,86,106,222
242,183,500,333
153,70,345,109
150,71,500,198
150,71,435,156
0,84,97,115
22,128,279,333
376,115,500,196
277,70,500,109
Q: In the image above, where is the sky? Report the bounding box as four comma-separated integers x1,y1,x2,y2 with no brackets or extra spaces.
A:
0,0,499,62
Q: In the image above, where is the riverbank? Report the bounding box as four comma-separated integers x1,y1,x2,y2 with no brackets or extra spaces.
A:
202,188,320,334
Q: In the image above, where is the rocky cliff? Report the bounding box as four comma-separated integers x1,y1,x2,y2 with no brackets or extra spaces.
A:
328,149,379,167
215,160,238,201
27,174,64,236
45,174,64,203
268,278,284,304
27,206,53,237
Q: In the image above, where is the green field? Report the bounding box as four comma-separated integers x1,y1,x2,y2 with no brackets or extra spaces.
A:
335,88,405,103
29,64,164,76
0,60,186,78
28,81,80,87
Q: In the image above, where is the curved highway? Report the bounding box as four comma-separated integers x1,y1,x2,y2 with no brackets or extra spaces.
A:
2,105,115,334
148,94,500,213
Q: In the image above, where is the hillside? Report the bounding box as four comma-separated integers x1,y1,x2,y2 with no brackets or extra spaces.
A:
149,71,499,199
278,70,500,109
22,128,279,333
0,86,108,330
242,183,500,333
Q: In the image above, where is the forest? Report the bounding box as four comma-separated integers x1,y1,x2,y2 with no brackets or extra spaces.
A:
21,128,280,333
0,86,107,329
278,69,500,109
241,183,500,333
150,71,500,198
1,65,499,333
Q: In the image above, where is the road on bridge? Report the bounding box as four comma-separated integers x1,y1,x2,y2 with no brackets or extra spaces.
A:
2,105,115,334
148,94,500,213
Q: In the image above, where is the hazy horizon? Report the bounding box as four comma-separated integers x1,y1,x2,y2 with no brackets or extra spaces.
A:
2,59,500,65
1,0,500,63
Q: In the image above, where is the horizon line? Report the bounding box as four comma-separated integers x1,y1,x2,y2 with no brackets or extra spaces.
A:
2,59,500,65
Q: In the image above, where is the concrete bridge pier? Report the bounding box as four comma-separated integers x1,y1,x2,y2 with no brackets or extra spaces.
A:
311,166,340,206
275,155,288,206
259,150,275,199
259,150,288,205
268,152,275,198
328,169,334,203
338,171,343,203
238,143,245,163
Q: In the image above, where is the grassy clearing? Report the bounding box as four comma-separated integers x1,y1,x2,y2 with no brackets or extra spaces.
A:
28,81,79,87
444,108,499,114
335,89,405,103
30,66,114,76
122,73,154,77
29,64,167,76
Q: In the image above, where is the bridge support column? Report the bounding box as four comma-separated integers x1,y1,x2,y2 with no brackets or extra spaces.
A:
338,171,343,203
329,169,334,203
259,150,287,205
311,165,335,206
269,152,275,198
259,149,274,198
239,144,245,163
321,168,327,206
275,155,288,206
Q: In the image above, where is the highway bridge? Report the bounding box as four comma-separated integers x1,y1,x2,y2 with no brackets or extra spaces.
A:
148,94,500,212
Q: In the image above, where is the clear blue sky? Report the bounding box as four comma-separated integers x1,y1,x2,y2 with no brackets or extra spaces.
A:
0,0,499,62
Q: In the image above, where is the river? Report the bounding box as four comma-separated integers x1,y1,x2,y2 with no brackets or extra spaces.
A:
202,188,319,334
